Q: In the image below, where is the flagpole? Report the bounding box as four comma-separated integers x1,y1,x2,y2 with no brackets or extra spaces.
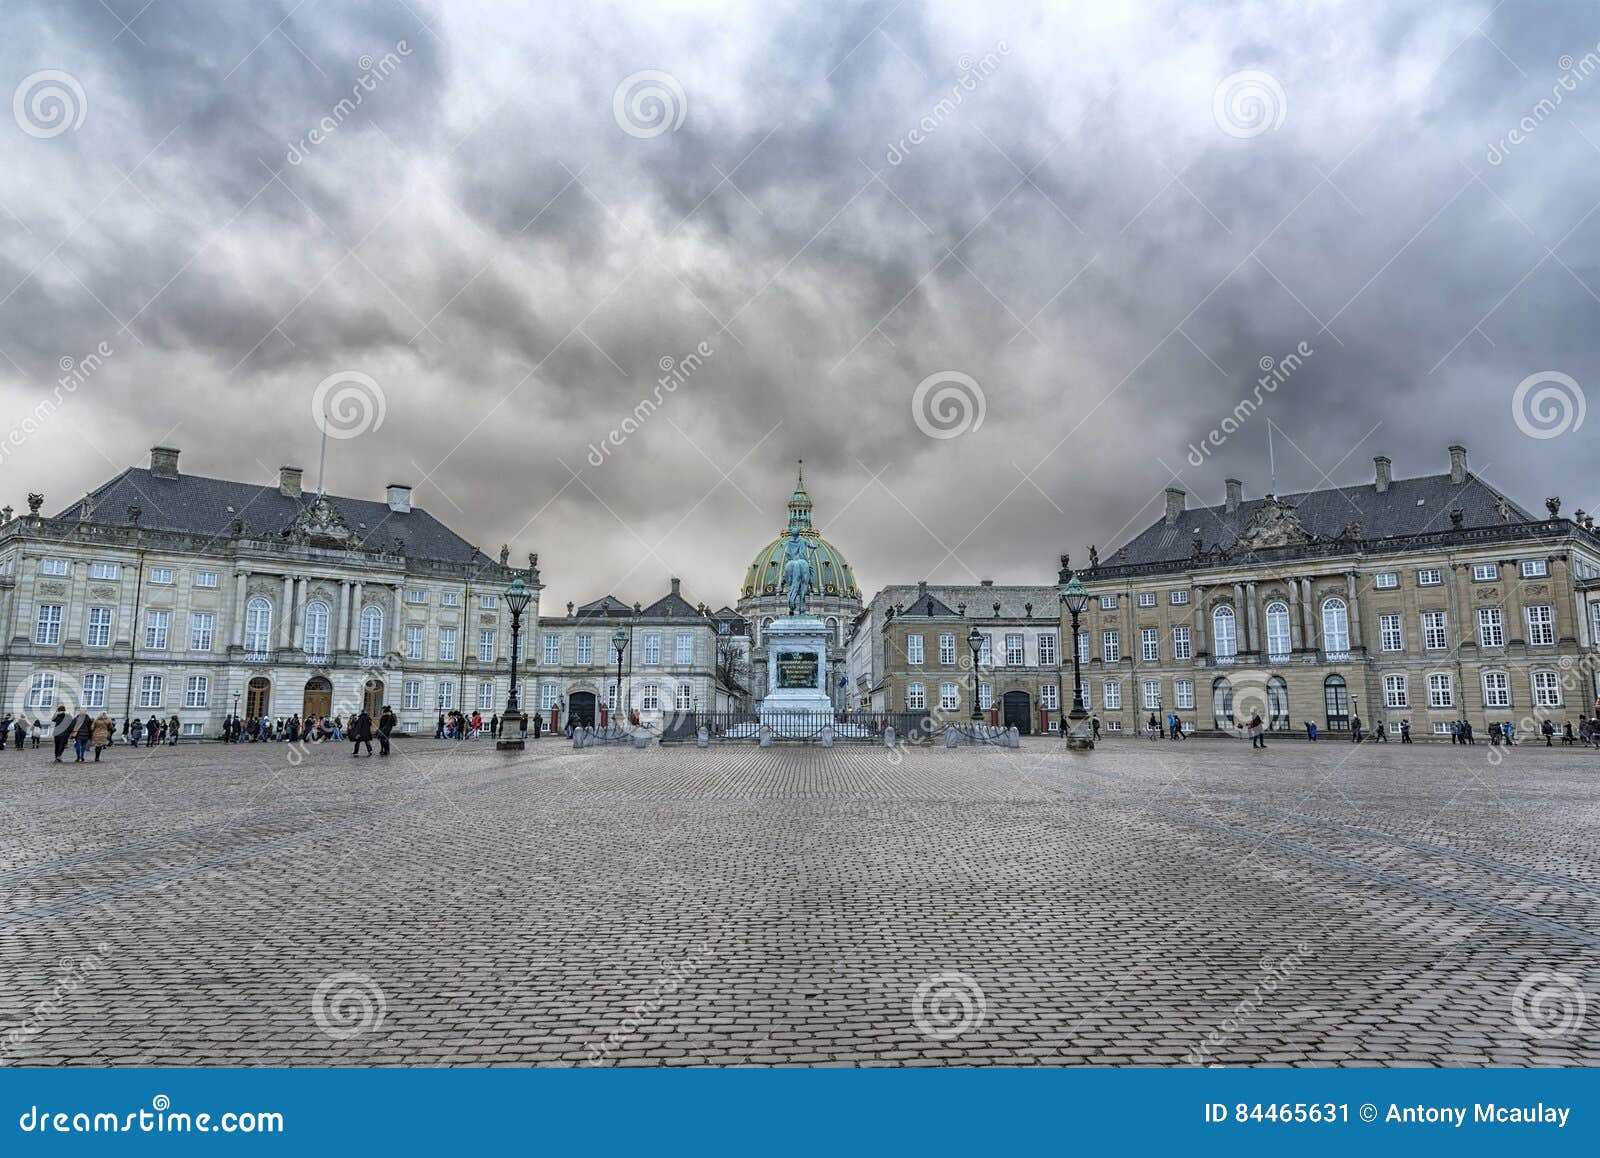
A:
1267,419,1277,497
316,404,329,497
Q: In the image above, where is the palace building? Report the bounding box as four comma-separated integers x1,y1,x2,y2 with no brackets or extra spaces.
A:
1063,445,1600,737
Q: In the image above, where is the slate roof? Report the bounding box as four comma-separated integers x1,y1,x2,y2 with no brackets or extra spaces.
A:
868,584,1061,620
52,467,493,565
571,596,635,619
640,589,702,618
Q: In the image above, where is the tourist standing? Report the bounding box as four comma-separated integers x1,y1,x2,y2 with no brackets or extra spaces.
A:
91,713,114,761
52,705,72,762
350,709,373,757
30,718,42,748
70,710,93,762
1400,719,1412,743
377,705,395,757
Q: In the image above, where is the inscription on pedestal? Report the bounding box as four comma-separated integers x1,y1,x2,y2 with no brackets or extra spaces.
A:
775,650,820,690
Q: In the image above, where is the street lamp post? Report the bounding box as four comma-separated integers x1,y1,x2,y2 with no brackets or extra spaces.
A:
496,576,533,751
1061,575,1093,751
611,628,628,728
967,624,984,722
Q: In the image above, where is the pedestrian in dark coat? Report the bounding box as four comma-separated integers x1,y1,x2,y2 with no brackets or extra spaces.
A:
52,706,72,761
376,706,396,756
351,710,374,756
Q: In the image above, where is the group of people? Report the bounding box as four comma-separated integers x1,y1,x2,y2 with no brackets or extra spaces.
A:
0,709,186,761
222,713,346,744
1144,712,1188,740
432,710,545,741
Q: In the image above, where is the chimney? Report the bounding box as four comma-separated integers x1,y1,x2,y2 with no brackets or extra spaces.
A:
917,579,928,598
670,577,681,597
1373,455,1392,493
1448,444,1467,485
149,446,180,479
386,484,412,513
980,578,994,587
279,466,303,498
1164,486,1186,525
1224,478,1242,514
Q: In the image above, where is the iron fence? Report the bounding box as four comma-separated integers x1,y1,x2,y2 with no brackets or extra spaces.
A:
666,710,939,743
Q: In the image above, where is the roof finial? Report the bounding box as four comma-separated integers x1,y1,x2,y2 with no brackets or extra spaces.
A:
797,457,804,487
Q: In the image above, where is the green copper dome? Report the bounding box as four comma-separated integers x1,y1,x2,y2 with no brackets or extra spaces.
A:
740,461,861,601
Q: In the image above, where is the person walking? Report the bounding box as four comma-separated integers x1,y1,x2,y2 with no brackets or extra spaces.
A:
1249,711,1265,749
51,705,72,762
350,709,373,757
1400,718,1412,743
1543,718,1556,746
435,713,445,739
30,718,42,748
1351,714,1364,743
12,715,25,752
70,710,93,762
1304,720,1318,741
91,712,113,762
168,714,180,745
376,705,395,757
1373,717,1388,742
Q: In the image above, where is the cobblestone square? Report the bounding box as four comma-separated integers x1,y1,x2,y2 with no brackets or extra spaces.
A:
1,735,1595,1067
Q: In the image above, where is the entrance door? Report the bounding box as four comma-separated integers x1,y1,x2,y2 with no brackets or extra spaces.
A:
246,677,271,718
1324,675,1349,731
568,692,597,728
303,676,332,719
363,678,384,717
1002,690,1032,735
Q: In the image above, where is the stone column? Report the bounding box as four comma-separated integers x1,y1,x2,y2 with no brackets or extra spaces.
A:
338,581,350,653
233,570,249,647
1287,577,1301,651
1301,578,1316,649
292,576,308,648
393,584,405,655
1246,581,1260,656
1345,572,1363,652
349,581,364,652
279,574,294,649
1192,586,1205,651
1232,583,1246,652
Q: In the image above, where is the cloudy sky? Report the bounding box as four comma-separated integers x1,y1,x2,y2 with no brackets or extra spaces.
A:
1,0,1595,610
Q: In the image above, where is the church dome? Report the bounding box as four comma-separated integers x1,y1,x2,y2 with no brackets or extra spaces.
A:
740,462,861,602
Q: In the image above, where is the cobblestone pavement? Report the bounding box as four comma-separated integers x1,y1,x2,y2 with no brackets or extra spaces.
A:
1,733,1596,1067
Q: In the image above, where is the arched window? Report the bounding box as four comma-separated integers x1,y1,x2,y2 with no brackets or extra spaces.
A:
1212,605,1237,659
760,617,773,646
1265,601,1290,660
1267,675,1289,729
244,597,272,654
1324,674,1349,730
826,616,839,647
1212,676,1234,729
360,605,384,660
303,601,330,656
1322,597,1350,654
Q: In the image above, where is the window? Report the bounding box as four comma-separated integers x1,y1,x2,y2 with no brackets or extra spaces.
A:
1521,559,1549,578
540,634,560,665
1422,610,1448,650
1374,572,1398,590
304,602,330,656
1038,633,1057,665
1212,677,1233,728
675,683,693,711
1265,602,1290,659
1383,674,1409,709
978,634,993,665
144,610,169,650
1417,568,1442,586
1532,670,1562,707
1324,675,1349,729
85,606,112,647
675,633,693,664
1005,634,1025,666
360,606,384,660
1476,607,1504,648
480,595,498,610
1034,683,1054,711
478,681,495,710
405,624,423,661
1471,563,1498,582
1075,632,1088,664
1482,671,1510,709
1427,672,1454,709
1378,613,1403,652
606,684,617,711
189,612,214,652
244,598,272,654
1140,627,1159,662
906,682,925,711
939,682,959,711
438,680,455,709
194,570,218,588
149,568,174,585
441,591,459,607
1172,625,1192,660
26,672,56,710
138,673,164,708
1212,606,1236,659
1321,598,1350,655
1267,675,1289,729
1138,591,1157,607
541,683,558,710
407,589,428,604
1142,680,1161,709
403,680,421,710
1431,721,1454,735
478,630,496,664
978,682,993,710
184,675,209,708
1103,681,1122,710
576,635,593,664
1526,604,1555,646
1175,679,1194,710
1102,630,1120,663
90,561,119,580
81,672,106,709
40,557,69,576
905,634,924,664
643,633,661,665
938,633,956,665
34,604,63,645
439,627,458,662
1099,594,1118,610
1170,590,1190,605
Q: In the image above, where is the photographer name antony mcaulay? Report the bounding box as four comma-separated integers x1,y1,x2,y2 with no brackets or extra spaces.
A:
1385,1103,1570,1128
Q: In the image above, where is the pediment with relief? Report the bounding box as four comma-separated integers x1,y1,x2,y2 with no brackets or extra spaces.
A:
1232,496,1312,552
284,495,355,548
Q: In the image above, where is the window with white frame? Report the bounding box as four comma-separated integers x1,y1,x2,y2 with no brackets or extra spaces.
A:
541,683,558,710
1172,625,1192,660
938,633,956,665
144,610,170,650
1005,634,1025,666
85,606,112,647
1321,598,1350,654
304,602,330,656
1142,680,1161,710
189,612,214,652
39,557,69,576
1102,630,1120,662
1525,604,1554,646
185,675,209,708
906,682,925,711
1175,679,1195,710
403,680,421,710
1521,559,1549,578
1482,671,1510,709
978,682,993,710
1212,606,1236,659
1138,591,1156,607
1471,563,1498,582
1170,590,1190,605
905,634,924,664
576,634,593,664
643,633,661,665
149,568,174,585
939,682,959,711
195,570,218,588
480,595,498,610
675,633,693,664
407,589,428,603
478,630,496,664
542,634,561,664
438,680,455,709
1265,602,1290,658
441,591,459,607
1427,672,1454,709
81,672,107,709
478,681,495,710
439,627,458,662
1099,594,1118,610
1378,613,1403,652
1038,633,1057,665
26,672,55,710
244,598,272,654
1476,606,1504,647
1374,571,1398,590
138,673,164,708
1421,610,1448,650
405,624,423,660
360,605,384,660
676,683,693,711
34,603,63,645
1383,674,1408,709
1102,681,1121,710
639,683,659,711
605,684,617,711
90,561,119,580
979,634,992,665
1417,568,1442,587
1140,627,1159,662
1041,683,1058,710
1532,670,1562,707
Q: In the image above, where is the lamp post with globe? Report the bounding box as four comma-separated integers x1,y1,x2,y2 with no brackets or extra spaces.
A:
1061,575,1093,751
495,576,533,750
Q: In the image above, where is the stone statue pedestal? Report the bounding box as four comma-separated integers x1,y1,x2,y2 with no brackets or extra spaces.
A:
758,616,832,734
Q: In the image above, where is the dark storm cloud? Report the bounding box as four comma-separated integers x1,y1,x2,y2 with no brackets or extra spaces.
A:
2,0,1596,609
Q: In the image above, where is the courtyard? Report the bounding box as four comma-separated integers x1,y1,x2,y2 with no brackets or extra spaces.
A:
0,734,1596,1067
